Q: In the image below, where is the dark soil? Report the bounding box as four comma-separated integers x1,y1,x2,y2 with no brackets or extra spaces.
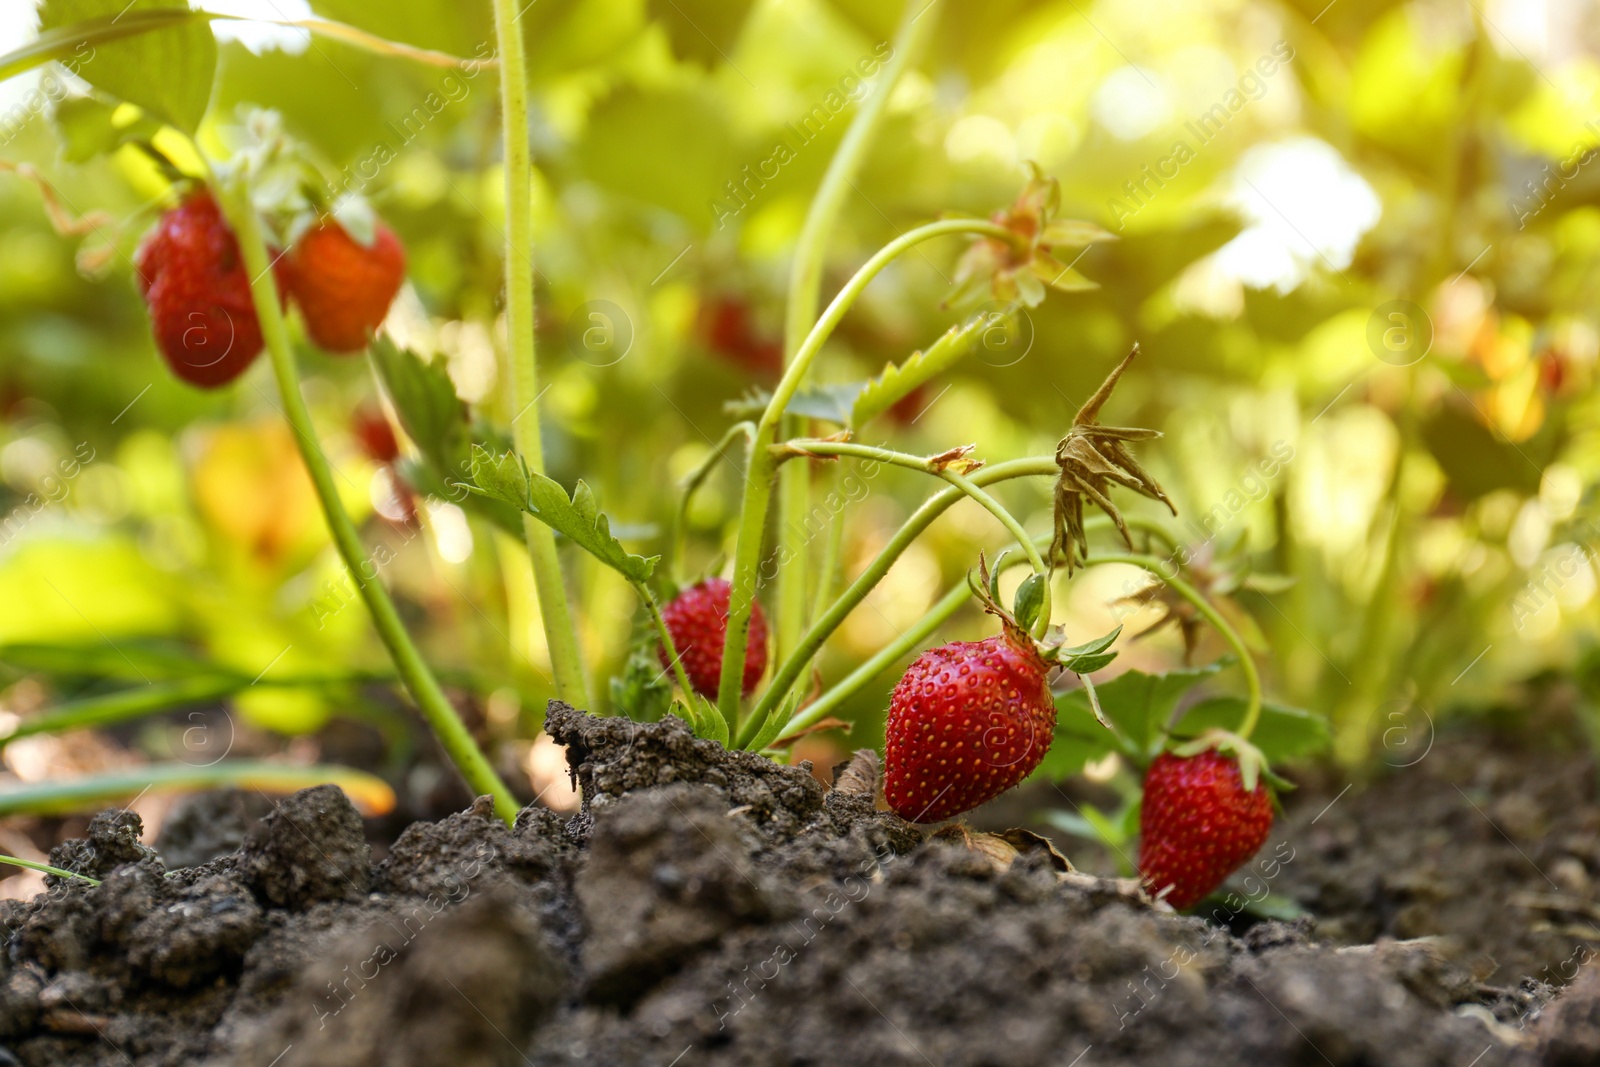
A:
1,702,1597,1066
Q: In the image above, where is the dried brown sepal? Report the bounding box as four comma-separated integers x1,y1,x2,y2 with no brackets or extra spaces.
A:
928,443,983,474
1052,345,1176,574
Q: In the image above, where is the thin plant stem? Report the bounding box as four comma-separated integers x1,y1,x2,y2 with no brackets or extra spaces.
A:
716,218,1024,726
775,0,941,669
636,582,700,719
223,183,520,824
669,421,752,586
735,454,1058,748
0,855,100,885
778,438,1051,629
489,0,590,711
787,546,1042,736
1084,553,1263,739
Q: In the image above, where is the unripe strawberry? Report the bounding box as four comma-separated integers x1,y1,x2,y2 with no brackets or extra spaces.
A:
1138,749,1274,909
883,631,1055,823
658,578,768,698
135,191,273,388
280,218,405,354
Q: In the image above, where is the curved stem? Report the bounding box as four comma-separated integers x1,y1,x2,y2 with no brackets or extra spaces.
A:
636,582,699,714
780,439,1051,628
669,421,752,586
716,218,1024,723
1085,553,1263,739
735,454,1058,748
776,0,940,670
490,0,591,711
223,184,520,825
788,545,1043,736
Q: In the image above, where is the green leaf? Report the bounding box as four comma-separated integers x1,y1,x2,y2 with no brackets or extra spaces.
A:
723,383,864,424
850,312,995,429
1171,696,1331,763
51,95,162,163
1038,663,1223,781
465,446,659,584
38,0,217,134
1012,573,1046,632
1061,650,1117,675
368,337,469,476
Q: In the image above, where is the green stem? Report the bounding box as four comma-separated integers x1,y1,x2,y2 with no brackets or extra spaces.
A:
223,184,519,825
669,421,753,586
637,582,700,712
716,218,1023,725
1085,553,1263,739
776,0,941,669
736,454,1058,748
789,545,1042,735
490,0,591,711
0,855,100,885
780,438,1051,629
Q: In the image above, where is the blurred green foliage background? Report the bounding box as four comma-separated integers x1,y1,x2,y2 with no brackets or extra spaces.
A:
3,0,1600,785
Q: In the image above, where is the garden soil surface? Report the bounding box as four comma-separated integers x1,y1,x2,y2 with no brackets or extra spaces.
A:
3,700,1600,1066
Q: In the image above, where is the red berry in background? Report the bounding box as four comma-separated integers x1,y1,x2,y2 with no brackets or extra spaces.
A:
883,631,1055,823
1138,749,1274,909
280,219,406,354
658,578,768,698
352,405,401,465
135,191,273,389
698,295,783,375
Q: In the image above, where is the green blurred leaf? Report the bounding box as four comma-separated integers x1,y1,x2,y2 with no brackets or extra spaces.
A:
1046,663,1223,777
1171,696,1331,763
647,0,754,64
368,336,469,476
1420,404,1558,499
38,0,217,134
572,85,737,230
51,96,162,163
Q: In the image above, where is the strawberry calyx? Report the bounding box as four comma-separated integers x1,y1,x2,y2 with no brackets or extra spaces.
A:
1168,728,1290,795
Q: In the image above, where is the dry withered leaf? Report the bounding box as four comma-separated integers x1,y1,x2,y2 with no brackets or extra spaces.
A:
1053,344,1176,573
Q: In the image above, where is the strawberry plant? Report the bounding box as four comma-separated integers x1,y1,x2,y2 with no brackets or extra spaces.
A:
0,0,1331,912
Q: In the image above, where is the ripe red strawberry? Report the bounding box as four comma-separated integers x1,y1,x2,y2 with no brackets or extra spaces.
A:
136,191,272,388
698,295,782,375
883,631,1055,823
280,219,405,354
1138,749,1274,909
352,405,401,465
658,578,768,698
